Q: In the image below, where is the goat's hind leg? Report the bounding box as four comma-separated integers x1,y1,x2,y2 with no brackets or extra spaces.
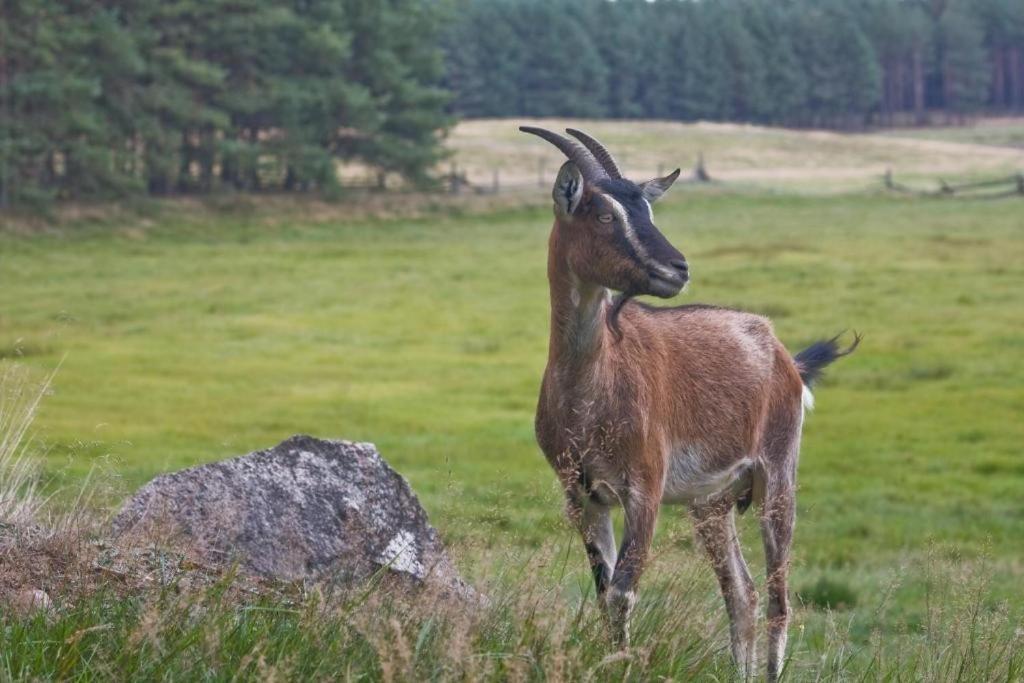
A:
758,426,800,682
691,497,758,679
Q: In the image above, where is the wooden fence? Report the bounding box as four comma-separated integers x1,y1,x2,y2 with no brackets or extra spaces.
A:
884,170,1024,199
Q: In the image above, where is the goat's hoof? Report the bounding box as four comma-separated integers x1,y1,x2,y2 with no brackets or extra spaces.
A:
603,587,635,648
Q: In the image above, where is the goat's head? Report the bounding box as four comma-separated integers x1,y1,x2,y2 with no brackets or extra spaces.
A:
521,126,688,299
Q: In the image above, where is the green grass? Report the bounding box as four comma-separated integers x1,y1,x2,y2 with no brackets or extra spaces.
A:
2,188,1024,677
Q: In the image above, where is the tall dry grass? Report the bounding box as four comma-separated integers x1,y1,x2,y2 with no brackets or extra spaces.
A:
0,361,55,526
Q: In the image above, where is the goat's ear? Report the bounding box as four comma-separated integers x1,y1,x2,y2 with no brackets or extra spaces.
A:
552,161,584,216
639,168,681,203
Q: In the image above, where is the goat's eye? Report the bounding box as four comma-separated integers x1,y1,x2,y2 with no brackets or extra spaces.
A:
597,213,613,224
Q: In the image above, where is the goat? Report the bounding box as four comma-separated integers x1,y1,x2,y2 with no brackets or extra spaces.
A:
521,126,858,680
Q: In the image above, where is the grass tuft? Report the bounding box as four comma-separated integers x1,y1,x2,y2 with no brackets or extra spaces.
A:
0,362,56,526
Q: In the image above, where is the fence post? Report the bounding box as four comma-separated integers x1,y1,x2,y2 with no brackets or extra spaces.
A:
492,168,499,194
538,158,545,187
1017,173,1024,196
883,168,893,190
694,153,711,182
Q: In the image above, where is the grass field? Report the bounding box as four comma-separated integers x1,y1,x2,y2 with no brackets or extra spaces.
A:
2,122,1024,678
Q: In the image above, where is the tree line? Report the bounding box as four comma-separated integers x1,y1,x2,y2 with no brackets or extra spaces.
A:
3,0,1023,209
0,0,450,208
444,0,1024,127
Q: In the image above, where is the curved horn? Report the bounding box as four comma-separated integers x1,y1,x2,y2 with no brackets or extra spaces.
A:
519,126,607,182
566,128,622,179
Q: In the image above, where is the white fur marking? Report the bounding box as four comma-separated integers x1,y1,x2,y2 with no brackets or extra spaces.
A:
802,385,815,411
564,272,604,353
663,447,753,504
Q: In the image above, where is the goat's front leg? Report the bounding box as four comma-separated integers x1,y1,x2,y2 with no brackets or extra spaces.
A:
606,487,660,647
566,492,617,602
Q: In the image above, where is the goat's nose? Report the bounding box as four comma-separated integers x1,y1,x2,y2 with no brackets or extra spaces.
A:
670,258,689,276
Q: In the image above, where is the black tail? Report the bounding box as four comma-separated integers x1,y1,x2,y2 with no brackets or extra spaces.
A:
793,332,861,387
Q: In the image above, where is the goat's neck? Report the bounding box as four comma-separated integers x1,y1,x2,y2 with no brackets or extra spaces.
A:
546,228,610,371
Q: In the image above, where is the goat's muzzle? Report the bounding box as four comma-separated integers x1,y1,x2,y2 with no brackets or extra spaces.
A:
647,259,689,298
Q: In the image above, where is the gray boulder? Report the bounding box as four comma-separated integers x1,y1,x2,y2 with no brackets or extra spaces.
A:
111,435,470,597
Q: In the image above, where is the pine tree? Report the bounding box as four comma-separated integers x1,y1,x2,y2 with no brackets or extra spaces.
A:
713,0,768,122
937,3,992,118
443,1,526,117
585,0,649,119
114,0,227,194
976,0,1024,110
837,8,883,127
743,1,807,124
512,0,607,118
639,1,684,119
341,0,453,187
1,0,66,206
678,5,731,121
1,0,157,203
